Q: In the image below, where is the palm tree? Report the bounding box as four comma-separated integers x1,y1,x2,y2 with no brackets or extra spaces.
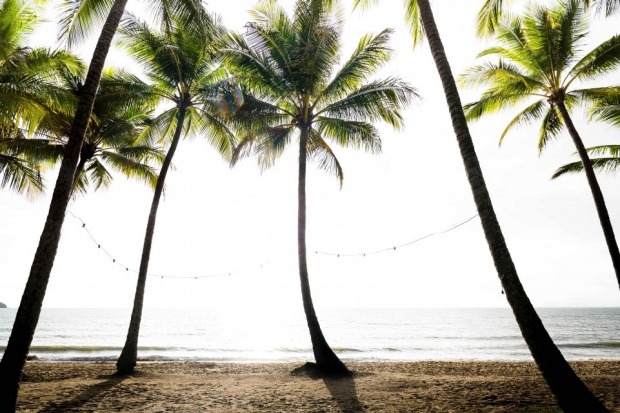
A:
223,0,416,375
0,0,83,196
0,0,134,407
354,0,608,410
477,0,620,37
0,0,204,406
115,9,237,375
460,0,620,291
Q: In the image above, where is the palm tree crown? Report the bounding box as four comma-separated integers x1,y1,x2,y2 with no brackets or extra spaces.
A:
461,0,620,152
31,70,165,194
226,0,416,179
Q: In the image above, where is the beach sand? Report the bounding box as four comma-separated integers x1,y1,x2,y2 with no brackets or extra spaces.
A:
16,360,620,412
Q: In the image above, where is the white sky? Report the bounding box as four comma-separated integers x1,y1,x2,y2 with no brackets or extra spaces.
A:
1,0,619,310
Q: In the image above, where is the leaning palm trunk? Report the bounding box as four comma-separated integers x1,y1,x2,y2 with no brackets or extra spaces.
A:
0,0,129,409
116,107,187,375
416,0,607,411
297,126,349,375
556,101,620,290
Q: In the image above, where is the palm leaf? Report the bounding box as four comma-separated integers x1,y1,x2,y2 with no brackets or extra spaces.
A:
316,117,380,154
321,78,417,128
307,130,344,187
498,99,549,145
537,105,563,153
319,29,393,104
553,157,620,178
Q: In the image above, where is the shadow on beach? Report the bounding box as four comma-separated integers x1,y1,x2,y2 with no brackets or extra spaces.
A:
291,362,366,412
38,374,126,412
323,375,366,413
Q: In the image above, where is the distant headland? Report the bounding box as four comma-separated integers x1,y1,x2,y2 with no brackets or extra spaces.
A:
0,302,7,308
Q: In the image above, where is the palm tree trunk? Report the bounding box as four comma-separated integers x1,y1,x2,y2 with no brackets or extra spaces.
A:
0,0,128,410
556,101,620,290
116,106,187,375
297,125,349,376
416,1,608,411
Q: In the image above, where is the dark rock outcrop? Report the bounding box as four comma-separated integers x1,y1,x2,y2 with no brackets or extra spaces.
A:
0,302,7,308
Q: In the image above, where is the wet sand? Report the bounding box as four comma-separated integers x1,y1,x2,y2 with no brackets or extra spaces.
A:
17,360,620,412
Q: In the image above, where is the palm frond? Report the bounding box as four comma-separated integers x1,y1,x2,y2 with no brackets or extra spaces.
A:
84,157,112,191
321,78,418,129
498,99,549,145
0,153,44,197
58,0,115,47
316,117,380,154
319,29,393,104
553,157,620,178
476,0,510,38
100,150,159,189
566,34,620,85
307,130,344,187
537,105,563,153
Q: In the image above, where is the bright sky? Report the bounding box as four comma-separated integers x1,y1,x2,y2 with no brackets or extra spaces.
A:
1,0,619,310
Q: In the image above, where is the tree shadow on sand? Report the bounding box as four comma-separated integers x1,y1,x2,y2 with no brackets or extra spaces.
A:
292,362,366,412
39,374,126,412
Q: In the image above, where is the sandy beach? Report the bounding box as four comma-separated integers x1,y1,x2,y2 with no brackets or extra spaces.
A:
15,360,620,412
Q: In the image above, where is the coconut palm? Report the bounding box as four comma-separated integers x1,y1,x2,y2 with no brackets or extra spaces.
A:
0,0,83,196
460,0,620,291
354,0,608,410
223,0,416,375
115,9,238,375
477,0,620,38
0,0,208,404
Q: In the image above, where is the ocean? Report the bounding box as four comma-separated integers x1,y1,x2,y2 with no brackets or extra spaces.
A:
0,307,618,362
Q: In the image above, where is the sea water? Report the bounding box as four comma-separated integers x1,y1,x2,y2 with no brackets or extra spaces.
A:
0,307,618,362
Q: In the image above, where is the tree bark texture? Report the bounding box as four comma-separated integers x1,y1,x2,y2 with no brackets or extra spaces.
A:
297,126,350,376
116,106,187,375
0,0,129,410
555,101,620,290
415,1,608,411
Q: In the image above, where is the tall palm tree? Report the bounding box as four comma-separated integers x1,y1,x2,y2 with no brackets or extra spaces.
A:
0,0,205,406
115,9,238,375
460,0,620,291
477,0,620,38
354,0,608,410
0,0,83,196
0,0,135,408
223,0,416,375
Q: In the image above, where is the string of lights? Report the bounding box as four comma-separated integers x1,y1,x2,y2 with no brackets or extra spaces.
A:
67,211,262,280
314,213,479,258
67,210,480,279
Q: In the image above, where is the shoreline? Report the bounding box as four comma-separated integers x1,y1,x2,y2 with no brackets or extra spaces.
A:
17,360,620,412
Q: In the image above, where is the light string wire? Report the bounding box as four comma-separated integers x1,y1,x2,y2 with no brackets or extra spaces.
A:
68,210,479,278
314,213,480,258
67,211,265,280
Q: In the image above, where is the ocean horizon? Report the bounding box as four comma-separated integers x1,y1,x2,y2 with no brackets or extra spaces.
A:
1,307,618,363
